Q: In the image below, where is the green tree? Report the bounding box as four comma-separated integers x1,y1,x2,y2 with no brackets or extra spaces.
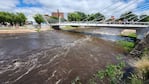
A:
47,16,66,23
17,13,27,26
139,15,149,22
0,12,27,26
34,14,45,28
76,12,87,21
87,14,95,21
87,12,105,21
68,12,81,21
94,12,105,21
119,11,138,21
68,12,105,21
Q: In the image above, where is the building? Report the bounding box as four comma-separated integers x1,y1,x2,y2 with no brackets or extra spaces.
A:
52,11,64,18
111,16,115,20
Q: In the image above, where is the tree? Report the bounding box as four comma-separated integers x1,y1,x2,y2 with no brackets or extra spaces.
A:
0,12,6,24
76,12,87,21
87,14,95,21
0,12,27,26
47,16,66,23
68,12,104,22
94,12,105,21
34,14,45,28
68,12,81,21
87,12,105,21
16,13,27,26
139,15,149,22
119,11,138,21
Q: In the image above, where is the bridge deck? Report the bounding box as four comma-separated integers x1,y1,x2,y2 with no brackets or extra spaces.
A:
50,22,149,28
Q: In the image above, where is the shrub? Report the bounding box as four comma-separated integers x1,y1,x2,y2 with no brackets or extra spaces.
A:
116,41,135,51
134,56,149,80
96,62,125,84
127,33,137,38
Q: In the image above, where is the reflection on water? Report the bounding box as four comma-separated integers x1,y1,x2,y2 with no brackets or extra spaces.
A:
0,30,128,84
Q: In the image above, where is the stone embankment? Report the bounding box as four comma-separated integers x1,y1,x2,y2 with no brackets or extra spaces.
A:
130,32,149,57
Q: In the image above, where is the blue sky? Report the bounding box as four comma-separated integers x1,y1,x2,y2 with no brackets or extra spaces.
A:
17,0,42,8
0,0,148,21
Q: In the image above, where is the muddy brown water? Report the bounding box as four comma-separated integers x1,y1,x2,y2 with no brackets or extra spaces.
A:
0,30,127,84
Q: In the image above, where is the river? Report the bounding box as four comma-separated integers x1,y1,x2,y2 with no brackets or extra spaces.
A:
0,29,129,84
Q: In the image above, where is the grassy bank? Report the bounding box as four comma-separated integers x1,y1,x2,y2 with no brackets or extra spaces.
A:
62,26,79,30
71,50,149,84
127,33,137,38
121,32,137,38
116,40,135,51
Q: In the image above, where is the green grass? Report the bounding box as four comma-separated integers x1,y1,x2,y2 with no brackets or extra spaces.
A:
127,33,137,38
62,26,78,30
121,33,137,38
35,28,41,32
116,40,135,51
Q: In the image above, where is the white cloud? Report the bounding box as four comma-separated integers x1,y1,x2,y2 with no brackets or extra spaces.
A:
0,0,19,10
0,0,147,21
13,7,51,21
22,0,145,17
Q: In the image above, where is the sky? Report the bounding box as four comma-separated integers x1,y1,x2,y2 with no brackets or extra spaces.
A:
0,0,148,21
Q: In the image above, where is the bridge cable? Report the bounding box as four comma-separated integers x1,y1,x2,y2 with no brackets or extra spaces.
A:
81,0,124,21
91,0,140,22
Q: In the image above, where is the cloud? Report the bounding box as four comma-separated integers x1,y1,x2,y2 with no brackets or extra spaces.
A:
0,0,19,10
0,0,147,20
22,0,145,16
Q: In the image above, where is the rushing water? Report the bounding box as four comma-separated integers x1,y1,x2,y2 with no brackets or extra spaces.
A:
0,29,129,84
71,28,136,42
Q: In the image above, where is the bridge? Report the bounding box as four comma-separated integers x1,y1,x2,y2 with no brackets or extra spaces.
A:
49,22,149,40
42,0,149,40
50,22,149,28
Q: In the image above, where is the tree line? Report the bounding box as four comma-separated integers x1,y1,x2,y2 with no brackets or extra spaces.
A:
0,12,27,26
68,12,105,21
67,11,149,22
0,11,148,27
33,11,149,28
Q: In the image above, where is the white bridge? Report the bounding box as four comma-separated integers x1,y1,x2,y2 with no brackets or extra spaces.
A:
50,22,149,28
50,22,149,39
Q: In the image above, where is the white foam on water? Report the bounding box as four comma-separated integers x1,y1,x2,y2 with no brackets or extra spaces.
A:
64,35,92,48
55,79,62,84
91,28,122,35
12,61,37,83
46,70,57,81
14,62,21,68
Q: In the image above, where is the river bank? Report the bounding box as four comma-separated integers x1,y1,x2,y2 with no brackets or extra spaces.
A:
0,28,52,34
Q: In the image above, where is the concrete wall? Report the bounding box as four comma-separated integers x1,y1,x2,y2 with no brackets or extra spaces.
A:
136,28,149,39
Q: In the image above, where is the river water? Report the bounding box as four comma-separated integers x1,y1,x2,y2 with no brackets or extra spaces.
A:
0,29,129,84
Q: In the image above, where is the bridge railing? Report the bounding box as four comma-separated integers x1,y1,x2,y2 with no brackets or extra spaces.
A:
50,21,149,26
